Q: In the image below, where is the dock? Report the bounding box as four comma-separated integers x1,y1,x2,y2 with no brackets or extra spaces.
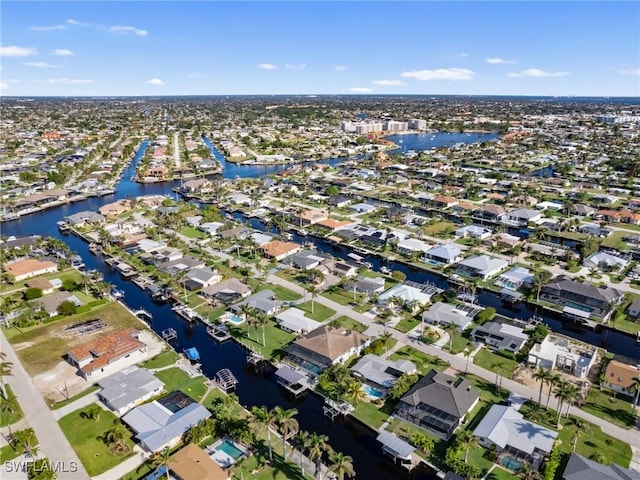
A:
246,350,267,371
215,368,238,392
134,308,153,322
162,328,177,342
323,398,354,420
275,365,312,398
207,324,231,343
172,304,203,323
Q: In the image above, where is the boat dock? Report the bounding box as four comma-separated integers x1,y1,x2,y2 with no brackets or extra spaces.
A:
172,304,203,323
162,328,177,342
275,364,312,398
323,398,354,420
215,368,238,392
207,324,231,343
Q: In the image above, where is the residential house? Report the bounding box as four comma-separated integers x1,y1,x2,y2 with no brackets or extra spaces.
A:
583,251,629,272
316,218,354,233
495,266,534,290
275,308,322,335
378,283,439,311
329,195,352,208
285,326,371,372
25,277,55,295
456,255,508,280
561,453,640,480
395,369,480,439
261,240,301,261
422,302,474,331
527,335,597,378
122,391,211,452
351,354,417,389
572,204,596,217
98,200,131,218
475,204,506,222
504,208,542,226
470,321,528,353
168,443,230,480
346,275,386,296
29,291,82,317
199,221,225,236
422,244,463,265
143,166,169,180
349,203,376,214
4,258,58,282
65,211,105,227
234,290,283,316
455,225,492,240
431,195,459,210
473,405,558,471
626,298,640,319
333,262,358,278
97,366,165,415
540,275,623,321
290,250,327,270
200,278,251,305
294,210,328,225
601,360,640,397
181,178,213,194
396,238,432,256
182,267,222,291
67,328,148,380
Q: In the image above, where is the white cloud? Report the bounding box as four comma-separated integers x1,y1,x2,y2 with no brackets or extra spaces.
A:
486,57,517,65
619,68,640,76
349,87,373,93
258,63,277,70
47,78,93,84
67,19,89,26
30,25,67,31
334,65,347,71
401,68,475,81
0,45,38,57
284,63,306,70
146,78,165,86
372,80,405,86
53,49,75,56
110,25,148,36
508,68,569,78
24,62,60,68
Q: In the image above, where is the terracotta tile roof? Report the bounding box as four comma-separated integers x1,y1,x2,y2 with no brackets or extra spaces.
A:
4,259,57,277
317,218,353,230
260,241,300,258
68,328,145,375
604,360,640,389
434,195,458,205
25,277,54,290
168,444,228,480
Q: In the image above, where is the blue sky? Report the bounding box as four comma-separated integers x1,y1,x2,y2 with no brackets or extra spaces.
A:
1,1,639,96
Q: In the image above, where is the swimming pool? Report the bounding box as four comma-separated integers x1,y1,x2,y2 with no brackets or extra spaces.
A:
500,456,522,471
298,360,323,375
564,302,592,312
362,384,384,399
221,312,245,325
210,438,247,467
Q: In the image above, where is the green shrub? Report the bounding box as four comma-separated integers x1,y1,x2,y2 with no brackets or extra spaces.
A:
24,287,43,300
495,349,517,361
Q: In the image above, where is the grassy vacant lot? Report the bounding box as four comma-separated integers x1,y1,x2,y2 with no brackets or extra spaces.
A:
389,346,450,375
443,332,473,354
0,386,24,427
5,301,144,375
59,404,135,476
295,301,335,321
154,368,208,401
329,315,368,333
322,288,370,312
51,385,100,411
228,318,296,360
582,387,636,429
141,350,180,370
422,221,457,237
473,348,520,377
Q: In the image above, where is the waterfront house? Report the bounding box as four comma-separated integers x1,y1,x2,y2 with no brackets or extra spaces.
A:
67,328,148,380
143,165,168,181
455,255,509,280
316,218,354,233
378,283,437,311
351,354,417,389
470,321,528,353
199,221,225,236
285,326,370,372
65,211,105,227
540,275,623,321
626,298,640,319
168,443,230,480
395,369,479,440
183,267,222,291
329,195,352,208
333,262,358,278
200,278,251,304
455,225,492,240
422,244,463,265
4,258,58,282
345,275,386,296
181,178,213,194
527,335,597,379
29,291,82,317
431,195,459,210
290,250,327,270
261,240,301,261
582,251,629,272
122,391,211,452
572,204,596,217
349,203,376,214
495,266,534,290
504,208,542,226
422,302,474,331
275,308,322,335
473,405,558,471
601,360,640,398
97,366,165,415
234,290,283,316
561,453,640,480
395,238,432,256
294,209,328,225
98,200,131,218
474,204,506,222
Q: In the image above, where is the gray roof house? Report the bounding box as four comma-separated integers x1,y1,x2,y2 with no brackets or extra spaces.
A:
290,250,327,270
562,453,640,480
182,266,222,291
423,244,463,265
505,208,542,226
30,291,83,317
351,354,417,389
471,321,528,353
456,255,508,280
97,366,165,415
234,289,283,316
583,251,629,271
422,302,474,331
473,405,558,470
346,275,386,296
122,392,211,452
395,369,479,439
200,278,251,304
65,211,105,226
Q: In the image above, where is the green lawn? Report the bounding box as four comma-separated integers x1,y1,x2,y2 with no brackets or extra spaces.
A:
59,404,135,476
582,387,636,429
180,226,205,239
394,316,421,333
295,301,335,321
141,350,180,370
422,221,457,237
51,385,100,410
352,400,392,429
609,315,640,334
0,386,24,426
0,428,37,463
443,332,473,354
263,284,302,302
473,348,520,377
600,230,628,250
389,346,450,375
329,315,368,333
228,318,296,361
322,288,370,312
154,368,208,401
486,467,519,480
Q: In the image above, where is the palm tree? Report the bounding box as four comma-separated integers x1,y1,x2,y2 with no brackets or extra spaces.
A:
232,455,249,480
149,448,172,480
102,421,130,453
344,379,366,406
254,313,268,347
444,323,460,352
553,381,579,426
545,372,562,409
84,404,102,422
463,348,472,373
0,352,13,399
533,367,552,408
630,376,640,417
457,429,479,463
307,432,331,479
533,269,552,301
12,428,36,457
306,284,318,314
588,267,600,286
272,406,299,460
328,451,355,480
0,394,19,425
570,418,589,452
238,304,254,337
293,430,311,476
250,405,275,461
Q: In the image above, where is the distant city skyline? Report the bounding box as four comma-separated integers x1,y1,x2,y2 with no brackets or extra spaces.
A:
1,1,639,97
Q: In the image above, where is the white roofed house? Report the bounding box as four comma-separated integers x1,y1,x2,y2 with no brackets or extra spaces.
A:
378,282,441,312
422,302,474,331
504,208,543,227
583,251,629,272
422,243,463,265
455,225,492,240
527,335,597,379
471,321,528,353
97,366,165,415
455,255,509,280
275,308,322,335
395,238,432,256
351,354,417,389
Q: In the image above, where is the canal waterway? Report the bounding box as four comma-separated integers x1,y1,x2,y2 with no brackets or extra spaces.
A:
2,133,637,479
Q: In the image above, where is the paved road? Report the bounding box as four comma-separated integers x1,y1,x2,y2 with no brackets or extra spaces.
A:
266,273,640,471
174,131,181,168
1,331,90,479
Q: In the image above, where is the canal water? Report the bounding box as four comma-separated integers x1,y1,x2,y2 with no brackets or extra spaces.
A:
2,133,636,479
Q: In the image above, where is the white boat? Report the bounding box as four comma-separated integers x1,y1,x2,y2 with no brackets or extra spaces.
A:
380,266,391,275
111,288,125,299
